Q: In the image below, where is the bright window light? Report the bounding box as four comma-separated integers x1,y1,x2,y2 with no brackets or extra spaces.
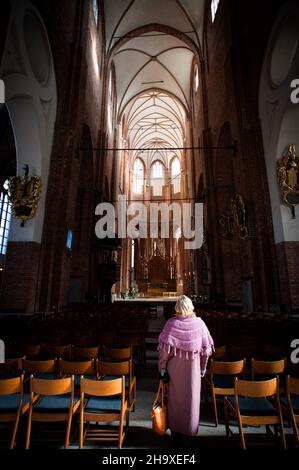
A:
211,0,220,23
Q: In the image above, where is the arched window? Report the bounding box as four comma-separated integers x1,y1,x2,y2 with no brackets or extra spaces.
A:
151,161,164,196
171,157,181,193
211,0,220,23
133,158,144,194
0,180,12,255
92,0,99,27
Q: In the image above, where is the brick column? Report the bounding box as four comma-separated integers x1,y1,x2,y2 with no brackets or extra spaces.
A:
0,242,41,312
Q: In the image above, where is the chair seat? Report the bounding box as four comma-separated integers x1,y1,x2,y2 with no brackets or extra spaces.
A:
100,375,130,388
0,393,30,411
35,395,79,412
281,397,299,414
227,396,277,416
84,397,122,414
213,375,235,389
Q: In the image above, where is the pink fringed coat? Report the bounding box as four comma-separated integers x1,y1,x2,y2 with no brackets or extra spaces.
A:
158,315,214,436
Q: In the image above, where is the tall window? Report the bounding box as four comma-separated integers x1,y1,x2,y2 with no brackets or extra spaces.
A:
133,158,144,194
211,0,220,23
92,0,99,27
194,64,199,92
151,161,164,196
0,180,12,255
131,239,135,269
171,157,181,194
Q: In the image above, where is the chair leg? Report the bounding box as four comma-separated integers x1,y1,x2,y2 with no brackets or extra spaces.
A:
119,411,125,449
211,390,218,426
79,413,84,449
277,411,287,449
9,410,21,449
126,409,130,432
237,416,246,449
223,398,230,437
25,407,33,450
65,412,73,449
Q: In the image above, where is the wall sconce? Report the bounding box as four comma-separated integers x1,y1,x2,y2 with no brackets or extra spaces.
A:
8,165,42,227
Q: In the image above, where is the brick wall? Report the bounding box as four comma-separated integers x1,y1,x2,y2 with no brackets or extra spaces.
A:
276,242,299,311
0,242,40,311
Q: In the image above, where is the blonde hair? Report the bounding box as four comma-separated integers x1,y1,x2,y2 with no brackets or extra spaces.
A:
175,295,195,317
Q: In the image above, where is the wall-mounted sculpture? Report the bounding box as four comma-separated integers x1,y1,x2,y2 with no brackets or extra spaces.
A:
277,144,299,218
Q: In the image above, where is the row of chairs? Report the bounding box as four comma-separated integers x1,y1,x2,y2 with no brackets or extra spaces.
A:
6,341,146,370
205,358,287,425
0,373,129,449
1,357,136,412
204,358,299,448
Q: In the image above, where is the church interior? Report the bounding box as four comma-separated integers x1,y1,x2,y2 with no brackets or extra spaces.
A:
0,0,299,453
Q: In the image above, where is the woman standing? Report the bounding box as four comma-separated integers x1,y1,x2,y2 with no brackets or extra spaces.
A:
158,295,214,446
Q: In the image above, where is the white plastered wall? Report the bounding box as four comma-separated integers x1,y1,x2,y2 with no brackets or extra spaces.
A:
259,0,299,243
0,0,57,243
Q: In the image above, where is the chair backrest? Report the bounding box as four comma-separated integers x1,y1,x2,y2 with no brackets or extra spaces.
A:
251,358,286,378
210,359,246,376
97,359,131,378
0,375,23,395
229,344,258,359
22,358,57,374
42,345,71,359
30,375,73,396
235,377,278,398
71,346,99,360
1,357,23,372
80,376,123,397
212,346,227,359
21,344,42,357
286,375,299,396
102,346,132,361
58,359,96,376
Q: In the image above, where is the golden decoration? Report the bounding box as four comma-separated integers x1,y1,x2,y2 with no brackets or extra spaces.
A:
8,176,42,226
231,194,248,240
277,144,299,208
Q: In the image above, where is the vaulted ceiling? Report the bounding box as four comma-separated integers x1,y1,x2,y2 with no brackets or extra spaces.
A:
104,0,205,164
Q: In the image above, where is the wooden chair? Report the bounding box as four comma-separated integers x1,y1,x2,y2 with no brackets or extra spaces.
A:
0,357,23,378
212,345,227,360
20,344,42,359
58,359,98,385
0,374,30,448
25,375,80,449
102,346,132,361
205,359,246,426
22,359,58,378
251,358,286,380
283,376,299,446
224,377,286,449
251,358,286,392
229,344,259,361
71,346,99,361
42,344,71,360
97,359,136,412
79,376,128,449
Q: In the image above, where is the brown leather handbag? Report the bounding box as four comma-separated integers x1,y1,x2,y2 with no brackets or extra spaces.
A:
151,380,168,435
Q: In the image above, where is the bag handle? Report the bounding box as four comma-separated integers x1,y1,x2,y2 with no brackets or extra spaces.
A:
153,380,167,408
